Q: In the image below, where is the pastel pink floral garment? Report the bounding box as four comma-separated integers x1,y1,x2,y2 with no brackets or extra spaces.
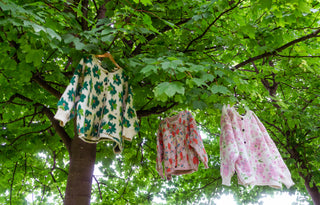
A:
156,111,209,180
220,105,294,189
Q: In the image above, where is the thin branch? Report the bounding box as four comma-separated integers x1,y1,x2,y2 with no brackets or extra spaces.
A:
31,73,62,99
276,54,320,58
10,162,18,205
49,172,64,201
3,93,72,153
93,175,103,200
41,105,72,154
137,102,177,118
131,18,191,56
9,126,52,146
233,28,320,70
183,0,242,52
263,120,286,137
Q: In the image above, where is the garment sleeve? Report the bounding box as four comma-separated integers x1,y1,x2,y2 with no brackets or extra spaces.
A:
220,105,239,186
121,80,139,141
187,112,209,169
54,59,84,127
156,125,164,179
252,113,295,189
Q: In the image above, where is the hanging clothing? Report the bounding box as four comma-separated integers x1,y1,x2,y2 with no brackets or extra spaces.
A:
220,104,294,189
54,55,139,154
156,111,209,180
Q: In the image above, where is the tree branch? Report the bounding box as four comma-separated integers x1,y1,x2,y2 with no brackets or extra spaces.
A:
183,0,242,52
131,18,191,56
41,105,72,154
9,126,52,146
10,162,18,205
137,103,177,118
233,28,320,70
93,175,103,201
32,73,62,99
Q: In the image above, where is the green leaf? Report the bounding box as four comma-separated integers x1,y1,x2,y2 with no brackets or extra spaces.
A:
154,81,185,100
133,0,152,6
140,65,158,76
25,50,44,67
210,85,230,94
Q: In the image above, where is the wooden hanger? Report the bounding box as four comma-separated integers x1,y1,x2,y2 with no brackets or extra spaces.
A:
95,52,122,70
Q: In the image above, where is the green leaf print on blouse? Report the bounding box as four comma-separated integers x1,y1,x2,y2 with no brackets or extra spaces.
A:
84,66,91,77
84,118,91,132
77,123,84,134
79,94,86,102
84,55,93,64
93,65,101,79
134,121,139,132
77,104,84,118
113,74,121,86
118,91,124,102
57,98,69,111
108,114,116,121
108,84,116,96
74,64,83,76
123,117,131,128
96,107,103,119
67,88,75,101
127,107,136,118
70,76,76,85
91,95,100,109
108,99,117,111
94,82,104,95
103,121,116,135
82,81,88,90
103,108,109,115
85,110,92,117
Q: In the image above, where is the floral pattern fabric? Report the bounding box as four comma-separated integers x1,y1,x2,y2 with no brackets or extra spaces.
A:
220,104,294,189
156,111,209,180
54,55,139,154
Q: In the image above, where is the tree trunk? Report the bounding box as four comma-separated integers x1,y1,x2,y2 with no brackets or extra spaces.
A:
304,178,320,205
64,134,96,205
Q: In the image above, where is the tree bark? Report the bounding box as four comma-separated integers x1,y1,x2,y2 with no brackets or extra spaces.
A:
303,176,320,205
64,132,96,205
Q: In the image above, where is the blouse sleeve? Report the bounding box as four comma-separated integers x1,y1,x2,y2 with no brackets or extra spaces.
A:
187,112,209,169
54,59,84,127
156,124,165,179
121,79,139,141
220,105,239,186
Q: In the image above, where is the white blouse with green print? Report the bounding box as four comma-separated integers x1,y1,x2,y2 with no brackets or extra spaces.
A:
54,55,139,154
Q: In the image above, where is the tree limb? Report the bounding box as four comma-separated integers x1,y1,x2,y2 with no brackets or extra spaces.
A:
41,105,72,154
10,162,18,205
137,103,177,118
9,126,52,146
32,73,62,99
183,0,242,52
233,28,320,70
131,18,191,56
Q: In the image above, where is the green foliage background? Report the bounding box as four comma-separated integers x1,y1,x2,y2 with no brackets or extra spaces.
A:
0,0,319,204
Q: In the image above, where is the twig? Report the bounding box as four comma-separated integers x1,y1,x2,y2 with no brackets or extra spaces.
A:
93,175,103,200
233,28,320,70
10,162,18,205
183,0,242,52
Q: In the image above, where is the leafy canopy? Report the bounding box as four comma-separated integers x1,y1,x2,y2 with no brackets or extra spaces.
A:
1,0,320,204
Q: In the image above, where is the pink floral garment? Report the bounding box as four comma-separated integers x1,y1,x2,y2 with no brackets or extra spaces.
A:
156,111,209,180
220,105,294,189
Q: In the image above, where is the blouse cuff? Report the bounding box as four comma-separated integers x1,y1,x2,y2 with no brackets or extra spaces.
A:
54,108,70,127
222,176,232,186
